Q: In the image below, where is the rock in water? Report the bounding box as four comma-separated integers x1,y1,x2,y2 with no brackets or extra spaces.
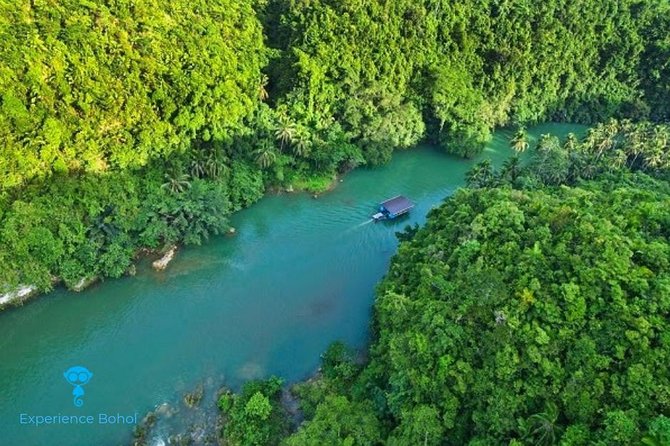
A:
153,246,177,271
0,285,37,307
72,276,98,292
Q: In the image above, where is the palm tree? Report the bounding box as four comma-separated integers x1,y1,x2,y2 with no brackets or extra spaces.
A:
314,115,335,132
189,151,207,179
258,74,269,101
275,115,296,151
604,118,620,139
292,128,312,157
590,121,618,159
625,128,646,169
646,125,670,170
596,132,614,155
610,149,628,171
87,205,119,245
537,134,560,153
563,133,578,153
254,141,277,169
500,155,522,184
524,403,560,446
205,148,229,179
564,133,583,182
465,160,495,188
582,127,599,152
511,126,529,153
161,172,191,194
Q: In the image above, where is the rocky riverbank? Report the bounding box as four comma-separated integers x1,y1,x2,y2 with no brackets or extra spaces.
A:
0,245,179,312
0,285,38,309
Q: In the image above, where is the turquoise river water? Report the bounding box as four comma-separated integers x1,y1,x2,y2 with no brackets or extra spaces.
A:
0,124,584,445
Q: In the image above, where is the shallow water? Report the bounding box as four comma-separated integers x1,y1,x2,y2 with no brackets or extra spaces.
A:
0,124,585,445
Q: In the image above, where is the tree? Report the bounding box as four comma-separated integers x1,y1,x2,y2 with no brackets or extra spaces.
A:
522,403,561,446
254,141,278,169
293,128,312,157
0,0,267,190
284,396,382,446
499,155,523,185
531,134,569,185
284,171,670,445
205,148,229,179
511,126,530,153
259,74,270,101
87,205,120,246
387,405,444,446
465,160,496,188
220,378,288,446
641,416,670,446
245,392,272,420
275,115,297,151
161,173,191,195
190,152,207,179
363,179,670,444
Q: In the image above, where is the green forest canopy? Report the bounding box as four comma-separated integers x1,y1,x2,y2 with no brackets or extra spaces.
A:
365,177,670,445
275,172,670,446
2,0,670,190
0,0,267,188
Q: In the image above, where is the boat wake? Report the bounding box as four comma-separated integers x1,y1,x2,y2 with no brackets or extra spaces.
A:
355,219,374,228
342,219,374,235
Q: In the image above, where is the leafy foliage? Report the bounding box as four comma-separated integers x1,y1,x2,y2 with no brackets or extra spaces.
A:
218,377,289,446
284,395,381,446
0,0,268,189
465,120,670,192
4,0,639,182
0,157,246,293
270,0,670,157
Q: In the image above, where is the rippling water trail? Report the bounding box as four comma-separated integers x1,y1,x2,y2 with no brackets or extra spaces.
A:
0,124,585,445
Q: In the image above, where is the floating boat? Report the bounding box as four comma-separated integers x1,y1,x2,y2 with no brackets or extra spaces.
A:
372,195,414,222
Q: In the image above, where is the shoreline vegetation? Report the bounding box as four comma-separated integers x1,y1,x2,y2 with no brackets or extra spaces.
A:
0,165,343,310
2,0,669,309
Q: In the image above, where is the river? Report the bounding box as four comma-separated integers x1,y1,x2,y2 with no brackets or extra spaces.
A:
0,124,584,445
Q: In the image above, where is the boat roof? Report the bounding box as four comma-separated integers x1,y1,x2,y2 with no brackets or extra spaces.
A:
381,195,414,214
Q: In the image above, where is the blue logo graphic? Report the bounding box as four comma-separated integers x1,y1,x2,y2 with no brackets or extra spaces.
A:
63,366,93,407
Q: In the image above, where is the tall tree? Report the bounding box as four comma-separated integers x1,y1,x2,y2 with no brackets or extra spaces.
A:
511,127,530,153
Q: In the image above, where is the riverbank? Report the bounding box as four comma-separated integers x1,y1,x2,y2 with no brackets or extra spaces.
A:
0,166,346,311
1,246,164,310
0,285,38,308
0,156,436,310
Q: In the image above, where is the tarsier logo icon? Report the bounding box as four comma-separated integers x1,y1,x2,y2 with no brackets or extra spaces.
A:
63,366,93,407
